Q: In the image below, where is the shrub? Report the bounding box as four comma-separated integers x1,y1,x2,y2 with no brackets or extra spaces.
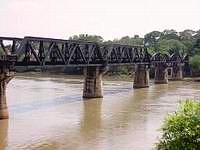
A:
190,54,200,73
156,100,200,150
0,47,4,55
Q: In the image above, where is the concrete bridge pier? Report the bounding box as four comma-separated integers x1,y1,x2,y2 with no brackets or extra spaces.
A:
83,66,106,98
0,73,13,120
154,63,168,84
170,64,184,80
133,64,150,88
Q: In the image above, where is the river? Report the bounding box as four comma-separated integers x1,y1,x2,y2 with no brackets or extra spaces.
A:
0,74,199,150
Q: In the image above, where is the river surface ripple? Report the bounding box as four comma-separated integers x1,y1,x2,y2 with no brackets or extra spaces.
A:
0,75,199,150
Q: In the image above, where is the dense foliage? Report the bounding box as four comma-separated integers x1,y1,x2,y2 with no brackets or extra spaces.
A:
0,47,4,55
69,34,104,43
156,100,200,150
190,54,200,73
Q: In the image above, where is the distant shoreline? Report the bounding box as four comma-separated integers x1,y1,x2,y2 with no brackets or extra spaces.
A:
15,72,199,82
15,71,133,81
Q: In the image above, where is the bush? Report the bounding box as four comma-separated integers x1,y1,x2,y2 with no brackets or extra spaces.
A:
0,47,4,55
156,100,200,150
190,54,200,73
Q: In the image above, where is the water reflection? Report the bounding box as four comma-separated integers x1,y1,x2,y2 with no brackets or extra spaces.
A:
80,99,102,148
0,120,8,150
107,88,151,128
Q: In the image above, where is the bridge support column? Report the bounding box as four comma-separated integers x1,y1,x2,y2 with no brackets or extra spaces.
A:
170,64,184,80
83,66,105,98
133,64,150,88
154,64,168,84
0,73,13,120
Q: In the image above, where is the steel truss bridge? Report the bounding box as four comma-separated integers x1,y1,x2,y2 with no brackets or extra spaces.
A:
0,36,190,120
0,36,188,69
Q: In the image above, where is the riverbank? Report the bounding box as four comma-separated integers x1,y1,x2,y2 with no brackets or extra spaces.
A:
15,72,200,82
184,77,200,82
15,72,134,82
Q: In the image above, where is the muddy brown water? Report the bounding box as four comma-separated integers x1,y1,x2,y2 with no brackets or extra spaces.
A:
0,75,199,150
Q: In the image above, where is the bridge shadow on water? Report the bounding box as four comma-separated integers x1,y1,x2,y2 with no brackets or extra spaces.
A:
80,99,103,144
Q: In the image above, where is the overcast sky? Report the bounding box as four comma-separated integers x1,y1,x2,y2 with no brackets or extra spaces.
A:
0,0,199,40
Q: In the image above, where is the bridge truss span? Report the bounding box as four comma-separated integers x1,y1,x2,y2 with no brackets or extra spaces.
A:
0,36,191,119
0,36,151,67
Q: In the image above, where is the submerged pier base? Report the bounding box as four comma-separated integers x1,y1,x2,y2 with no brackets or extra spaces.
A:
154,63,168,84
170,64,184,81
133,64,150,88
0,73,13,120
83,66,106,98
0,55,16,120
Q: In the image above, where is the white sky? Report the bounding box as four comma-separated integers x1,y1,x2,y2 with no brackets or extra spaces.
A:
0,0,200,40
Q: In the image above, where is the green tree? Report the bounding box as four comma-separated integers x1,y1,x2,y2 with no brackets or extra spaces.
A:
0,47,4,55
69,34,104,43
189,54,200,72
156,100,200,150
193,30,200,40
190,30,200,55
113,35,143,45
181,40,193,54
155,39,186,54
191,39,200,55
103,40,113,44
179,30,195,54
160,29,179,41
179,29,195,41
144,31,161,47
